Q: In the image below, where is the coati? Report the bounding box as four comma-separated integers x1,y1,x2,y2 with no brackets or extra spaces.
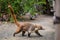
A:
8,3,44,37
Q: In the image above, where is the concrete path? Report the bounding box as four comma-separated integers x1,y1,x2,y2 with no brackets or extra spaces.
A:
0,15,55,40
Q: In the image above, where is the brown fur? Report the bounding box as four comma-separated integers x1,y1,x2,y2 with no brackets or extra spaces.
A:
8,4,44,37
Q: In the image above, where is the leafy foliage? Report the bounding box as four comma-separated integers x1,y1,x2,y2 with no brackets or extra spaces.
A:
0,0,46,15
0,0,53,21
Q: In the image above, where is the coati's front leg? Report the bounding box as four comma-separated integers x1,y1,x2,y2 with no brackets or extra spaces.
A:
27,25,35,37
28,31,32,37
35,28,43,37
27,26,33,37
13,27,22,37
35,30,42,37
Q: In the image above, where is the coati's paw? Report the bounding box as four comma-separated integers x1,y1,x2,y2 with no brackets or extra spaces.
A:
13,33,15,37
22,35,26,36
28,35,30,37
22,31,26,36
39,35,43,37
13,35,15,37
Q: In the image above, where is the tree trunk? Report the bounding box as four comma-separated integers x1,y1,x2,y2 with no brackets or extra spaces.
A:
54,0,60,40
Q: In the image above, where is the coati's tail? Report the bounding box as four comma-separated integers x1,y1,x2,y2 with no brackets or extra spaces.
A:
8,3,20,27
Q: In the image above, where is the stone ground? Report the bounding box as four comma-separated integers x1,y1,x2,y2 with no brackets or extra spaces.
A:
0,15,55,40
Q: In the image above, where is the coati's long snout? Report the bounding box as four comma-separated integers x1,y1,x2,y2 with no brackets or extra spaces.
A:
34,24,44,30
39,26,45,30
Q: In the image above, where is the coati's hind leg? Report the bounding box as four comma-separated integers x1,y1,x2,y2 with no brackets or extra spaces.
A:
13,27,22,37
22,31,26,36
